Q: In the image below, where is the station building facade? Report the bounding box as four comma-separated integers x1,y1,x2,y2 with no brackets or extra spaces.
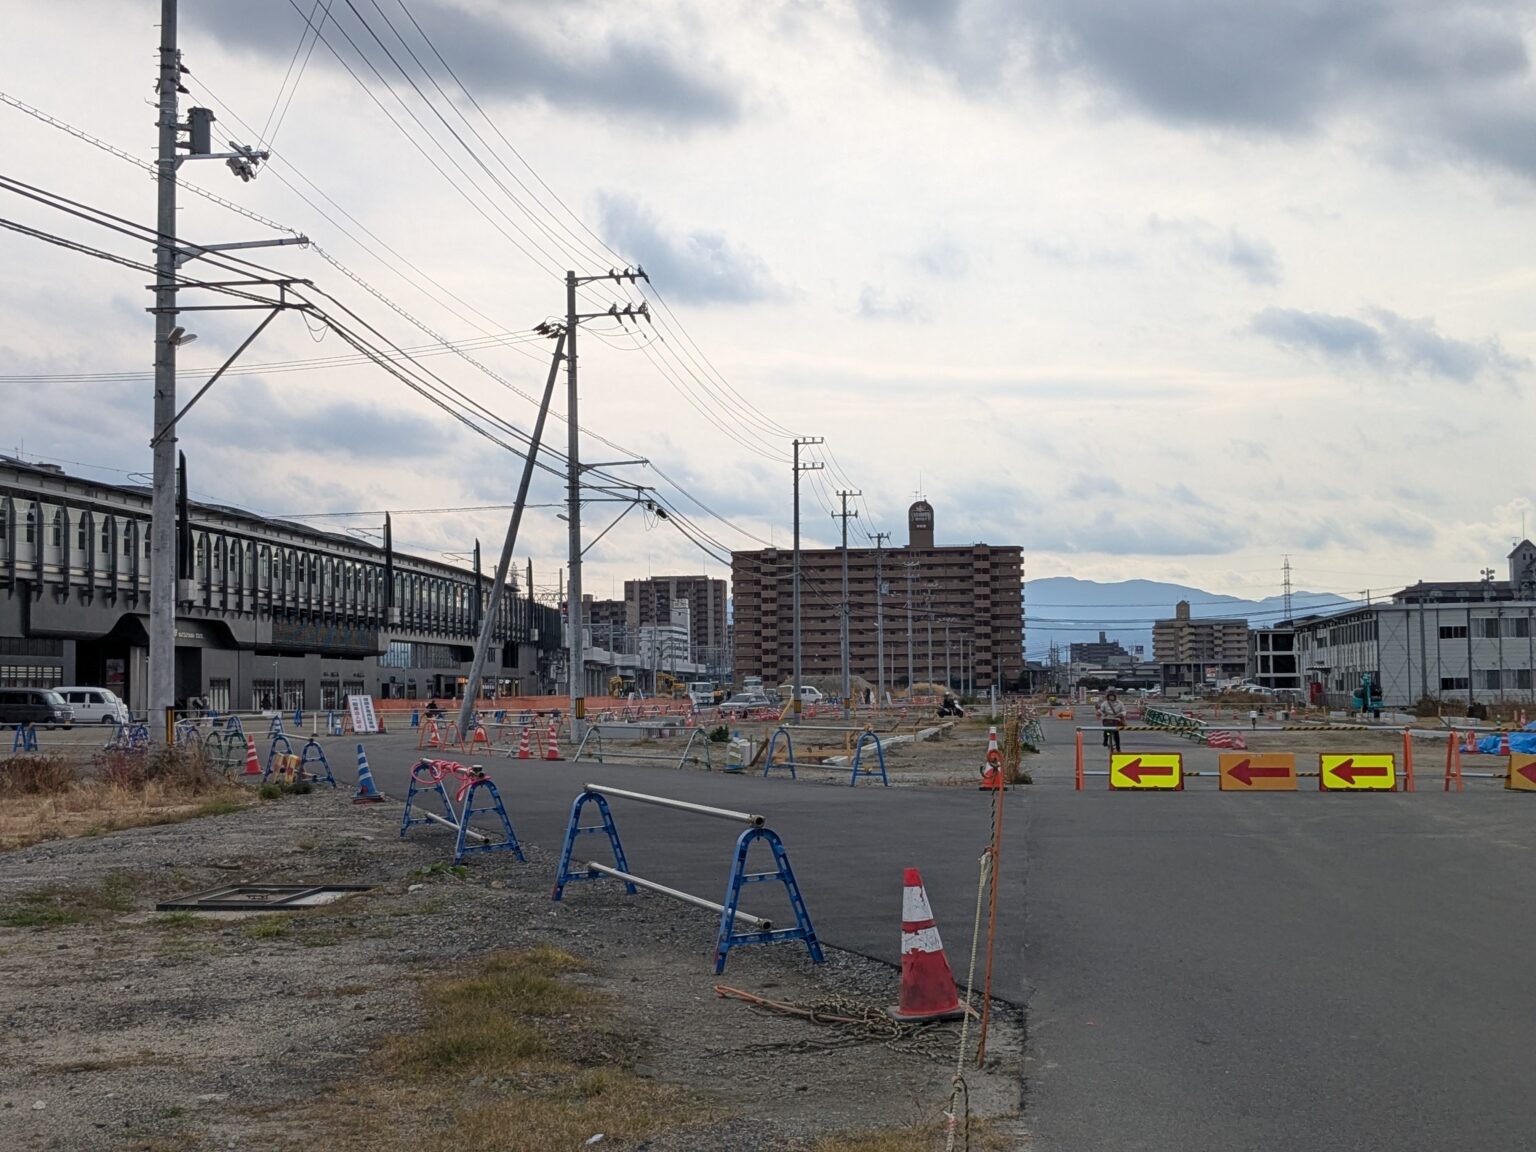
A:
0,458,562,713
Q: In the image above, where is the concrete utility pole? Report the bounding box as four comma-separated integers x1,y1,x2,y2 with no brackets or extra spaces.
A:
870,530,890,706
149,0,181,727
454,332,566,743
558,269,648,743
833,490,860,716
903,561,918,693
791,438,824,721
925,584,934,689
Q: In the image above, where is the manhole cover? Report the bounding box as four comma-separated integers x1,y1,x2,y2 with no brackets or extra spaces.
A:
157,884,372,911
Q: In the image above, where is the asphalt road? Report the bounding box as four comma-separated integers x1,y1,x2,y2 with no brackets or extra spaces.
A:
1024,723,1536,1152
355,733,1026,994
301,723,1536,1150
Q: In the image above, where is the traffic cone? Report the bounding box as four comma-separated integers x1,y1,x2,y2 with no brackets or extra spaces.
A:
353,744,385,804
545,719,562,761
979,725,1004,790
516,726,532,759
889,868,966,1022
472,724,489,747
1499,731,1511,756
1464,730,1478,754
243,736,261,776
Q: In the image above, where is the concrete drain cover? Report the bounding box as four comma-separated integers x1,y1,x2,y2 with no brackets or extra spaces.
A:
157,884,372,912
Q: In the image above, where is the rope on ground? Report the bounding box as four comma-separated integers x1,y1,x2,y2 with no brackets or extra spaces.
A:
710,987,955,1057
944,834,993,1152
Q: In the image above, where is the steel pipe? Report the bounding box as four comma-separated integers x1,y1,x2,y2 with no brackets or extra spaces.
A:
583,783,765,827
584,862,769,928
417,811,489,842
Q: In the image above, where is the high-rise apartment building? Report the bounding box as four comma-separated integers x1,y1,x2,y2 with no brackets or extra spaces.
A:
731,501,1024,692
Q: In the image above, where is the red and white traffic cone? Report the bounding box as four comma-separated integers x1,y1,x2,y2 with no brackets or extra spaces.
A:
242,736,261,776
545,719,562,761
516,725,532,759
889,868,966,1022
979,725,1004,791
1499,731,1511,756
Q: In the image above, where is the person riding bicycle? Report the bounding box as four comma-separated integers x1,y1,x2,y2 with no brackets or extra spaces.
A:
1097,690,1126,752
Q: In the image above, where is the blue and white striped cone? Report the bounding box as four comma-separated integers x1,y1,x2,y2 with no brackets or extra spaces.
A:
353,744,385,804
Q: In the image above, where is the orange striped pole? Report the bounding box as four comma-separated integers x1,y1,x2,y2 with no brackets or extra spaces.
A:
1444,730,1454,792
1402,729,1414,791
1074,729,1084,790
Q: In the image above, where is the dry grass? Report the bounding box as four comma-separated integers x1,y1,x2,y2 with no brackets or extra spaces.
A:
0,871,145,928
813,1119,1012,1152
0,745,256,851
289,946,701,1152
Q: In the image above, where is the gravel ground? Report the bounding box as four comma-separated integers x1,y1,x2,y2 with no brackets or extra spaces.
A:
0,788,1024,1151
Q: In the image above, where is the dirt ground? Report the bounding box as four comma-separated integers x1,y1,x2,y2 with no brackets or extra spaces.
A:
0,786,1025,1152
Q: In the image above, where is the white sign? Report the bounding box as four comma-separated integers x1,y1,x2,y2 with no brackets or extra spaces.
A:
347,694,379,734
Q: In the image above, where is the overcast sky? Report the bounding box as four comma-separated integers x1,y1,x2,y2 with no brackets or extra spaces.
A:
2,0,1534,627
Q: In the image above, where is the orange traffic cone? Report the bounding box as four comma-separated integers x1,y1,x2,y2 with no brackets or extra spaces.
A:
889,868,966,1022
472,724,489,747
516,725,532,759
545,719,562,761
979,726,1004,791
1499,731,1511,756
243,736,261,776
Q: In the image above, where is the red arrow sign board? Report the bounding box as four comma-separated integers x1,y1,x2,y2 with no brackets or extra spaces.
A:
1507,755,1536,792
1320,754,1397,791
1110,753,1183,790
1219,753,1297,791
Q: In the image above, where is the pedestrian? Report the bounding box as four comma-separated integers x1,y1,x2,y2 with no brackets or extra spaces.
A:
1098,690,1126,753
424,698,441,719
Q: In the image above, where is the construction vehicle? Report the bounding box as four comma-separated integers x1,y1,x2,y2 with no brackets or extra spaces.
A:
608,675,636,697
687,680,726,706
1351,673,1382,719
656,672,688,699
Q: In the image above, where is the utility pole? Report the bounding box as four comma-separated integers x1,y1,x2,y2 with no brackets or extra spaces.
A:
833,490,860,716
870,530,890,707
791,437,823,722
925,584,934,689
903,561,918,694
453,331,566,743
149,0,287,734
557,269,649,743
149,0,180,729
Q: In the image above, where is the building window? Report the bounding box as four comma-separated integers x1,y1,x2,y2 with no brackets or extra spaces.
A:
1473,619,1501,639
50,509,62,548
1475,670,1502,690
1503,617,1530,638
1517,669,1534,690
1439,676,1469,691
76,517,87,551
123,521,135,558
0,664,63,687
25,508,35,544
1439,625,1468,640
207,679,231,712
100,518,112,559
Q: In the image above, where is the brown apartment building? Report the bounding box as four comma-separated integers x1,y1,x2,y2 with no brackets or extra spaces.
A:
583,576,729,669
731,501,1024,692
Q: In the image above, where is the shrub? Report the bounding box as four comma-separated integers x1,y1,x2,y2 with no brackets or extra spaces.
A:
0,754,77,796
707,724,730,743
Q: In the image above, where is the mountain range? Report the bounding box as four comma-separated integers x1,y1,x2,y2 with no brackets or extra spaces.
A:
1024,577,1352,662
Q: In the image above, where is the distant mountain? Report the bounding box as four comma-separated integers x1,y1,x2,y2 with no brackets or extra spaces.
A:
1024,577,1351,661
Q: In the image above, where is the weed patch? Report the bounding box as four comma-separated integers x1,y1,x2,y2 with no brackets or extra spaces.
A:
0,754,77,796
0,872,145,928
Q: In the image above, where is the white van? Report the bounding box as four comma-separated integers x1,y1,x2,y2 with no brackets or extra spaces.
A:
57,686,131,725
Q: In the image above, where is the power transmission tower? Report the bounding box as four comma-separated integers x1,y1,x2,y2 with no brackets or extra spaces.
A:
791,438,824,721
869,530,890,705
1282,554,1293,622
833,490,860,716
149,0,302,732
557,268,650,742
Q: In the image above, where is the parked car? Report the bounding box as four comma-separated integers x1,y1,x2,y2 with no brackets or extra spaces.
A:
775,685,825,704
0,687,74,729
56,686,131,725
719,692,771,716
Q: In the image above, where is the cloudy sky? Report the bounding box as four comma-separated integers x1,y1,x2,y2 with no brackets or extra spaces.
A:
2,0,1534,632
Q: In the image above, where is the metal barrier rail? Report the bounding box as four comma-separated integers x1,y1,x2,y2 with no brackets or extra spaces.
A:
553,783,822,973
760,726,889,786
571,725,714,771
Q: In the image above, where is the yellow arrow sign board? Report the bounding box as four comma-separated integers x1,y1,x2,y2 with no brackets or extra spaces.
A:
1110,753,1183,791
1319,754,1397,792
1218,752,1298,791
1507,754,1536,792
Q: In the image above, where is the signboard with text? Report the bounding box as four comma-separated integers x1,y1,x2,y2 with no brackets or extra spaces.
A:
347,694,379,734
